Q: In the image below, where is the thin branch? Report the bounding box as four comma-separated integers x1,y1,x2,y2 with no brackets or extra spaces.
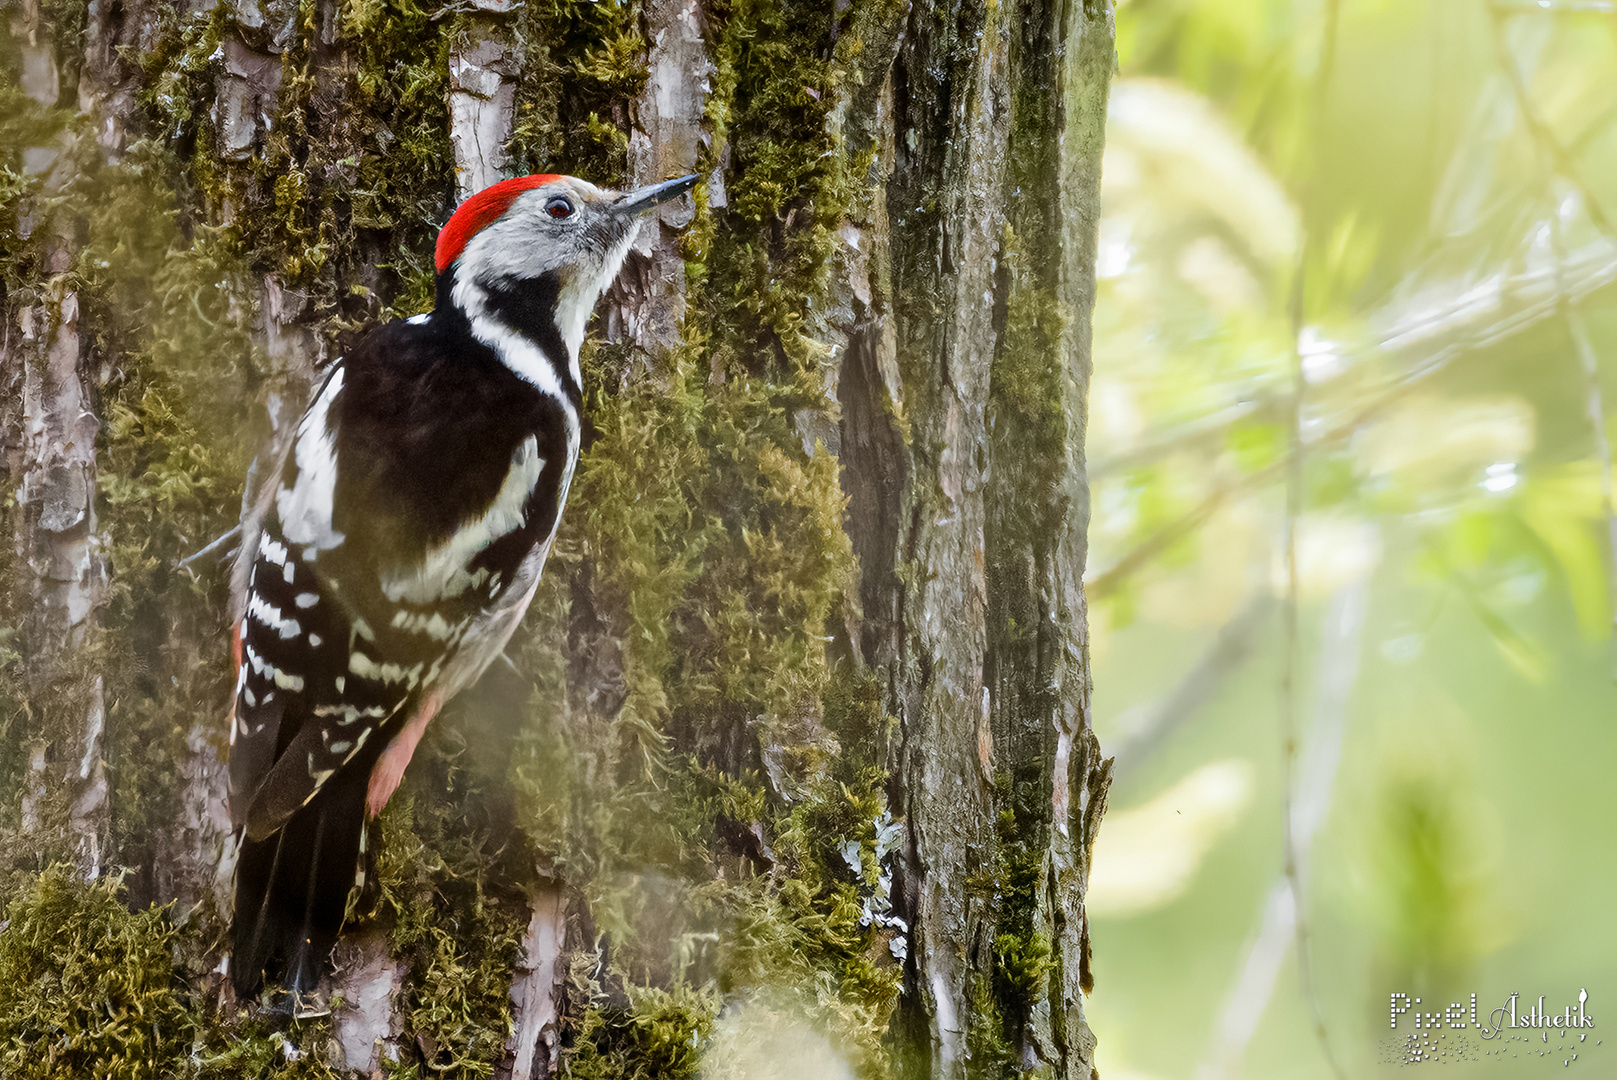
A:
1089,399,1271,480
1496,4,1617,673
1490,7,1617,240
1491,0,1613,12
1281,0,1349,1073
1086,477,1245,601
1091,236,1617,486
1086,242,1617,601
177,524,242,570
1107,593,1275,782
1194,583,1368,1080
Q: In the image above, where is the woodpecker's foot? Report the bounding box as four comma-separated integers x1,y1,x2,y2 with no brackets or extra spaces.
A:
366,692,442,818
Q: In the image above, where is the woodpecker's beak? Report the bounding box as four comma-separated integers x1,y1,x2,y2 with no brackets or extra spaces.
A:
616,174,700,216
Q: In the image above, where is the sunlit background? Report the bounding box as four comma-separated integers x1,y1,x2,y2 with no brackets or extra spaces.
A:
1082,1,1617,1077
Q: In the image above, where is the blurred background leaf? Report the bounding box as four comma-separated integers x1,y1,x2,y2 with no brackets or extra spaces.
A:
1085,1,1617,1077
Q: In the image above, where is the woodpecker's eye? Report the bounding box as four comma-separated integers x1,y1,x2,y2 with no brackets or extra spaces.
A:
545,195,575,220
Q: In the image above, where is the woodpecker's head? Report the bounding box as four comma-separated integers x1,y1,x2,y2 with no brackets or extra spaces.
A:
433,173,698,385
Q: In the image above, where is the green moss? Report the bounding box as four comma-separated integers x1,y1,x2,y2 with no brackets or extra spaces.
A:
498,0,892,1068
507,0,648,185
0,867,194,1078
0,866,355,1079
3,0,916,1070
568,984,718,1080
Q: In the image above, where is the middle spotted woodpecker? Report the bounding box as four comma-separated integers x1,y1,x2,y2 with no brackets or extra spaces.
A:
226,172,698,1003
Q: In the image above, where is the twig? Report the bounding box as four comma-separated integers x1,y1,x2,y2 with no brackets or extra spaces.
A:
1491,0,1613,12
1108,593,1274,782
1086,242,1617,600
178,524,242,569
1086,477,1246,600
1089,234,1617,482
1496,5,1617,674
1490,7,1617,240
1279,0,1350,1073
1194,583,1368,1080
1089,399,1271,480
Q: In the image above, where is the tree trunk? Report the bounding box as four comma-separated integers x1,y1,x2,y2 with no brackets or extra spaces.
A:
0,0,1114,1075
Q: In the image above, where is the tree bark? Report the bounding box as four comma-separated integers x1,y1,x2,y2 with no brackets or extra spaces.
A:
0,0,1114,1075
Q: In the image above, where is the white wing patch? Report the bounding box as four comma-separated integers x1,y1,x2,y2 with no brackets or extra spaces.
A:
258,533,289,566
246,593,302,640
349,651,424,688
277,366,348,551
380,435,547,604
244,644,306,692
314,703,392,725
390,608,467,643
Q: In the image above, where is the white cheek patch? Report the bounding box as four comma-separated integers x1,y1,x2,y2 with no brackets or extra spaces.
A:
458,296,568,401
555,227,639,386
451,187,637,396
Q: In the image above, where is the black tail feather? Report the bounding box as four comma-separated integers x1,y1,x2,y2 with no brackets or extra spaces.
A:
231,766,372,1000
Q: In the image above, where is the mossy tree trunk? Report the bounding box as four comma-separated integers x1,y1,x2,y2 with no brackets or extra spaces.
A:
0,0,1113,1075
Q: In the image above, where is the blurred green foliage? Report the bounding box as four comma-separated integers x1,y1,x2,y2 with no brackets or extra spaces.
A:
1088,1,1617,1077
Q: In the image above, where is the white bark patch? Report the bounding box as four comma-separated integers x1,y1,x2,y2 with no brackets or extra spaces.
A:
448,21,516,201
609,0,709,356
14,287,110,879
331,933,407,1073
931,970,960,1068
505,885,567,1080
217,37,284,161
19,743,48,835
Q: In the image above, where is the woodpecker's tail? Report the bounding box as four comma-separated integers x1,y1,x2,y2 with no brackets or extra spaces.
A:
230,767,376,1003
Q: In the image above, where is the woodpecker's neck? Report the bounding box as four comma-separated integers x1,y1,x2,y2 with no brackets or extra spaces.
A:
436,269,584,406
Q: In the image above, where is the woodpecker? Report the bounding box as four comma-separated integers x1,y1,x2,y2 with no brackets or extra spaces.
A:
226,172,698,1003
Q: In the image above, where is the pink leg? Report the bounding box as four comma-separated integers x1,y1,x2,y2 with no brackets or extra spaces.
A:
367,691,443,818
